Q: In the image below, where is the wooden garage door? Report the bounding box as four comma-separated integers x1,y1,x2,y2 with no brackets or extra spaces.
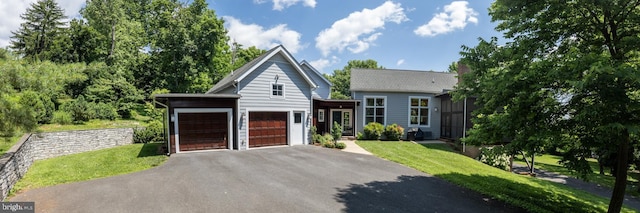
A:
249,112,287,147
178,112,228,151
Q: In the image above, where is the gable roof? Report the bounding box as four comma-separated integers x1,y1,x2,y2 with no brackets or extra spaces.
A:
207,45,317,94
350,68,457,94
299,60,333,86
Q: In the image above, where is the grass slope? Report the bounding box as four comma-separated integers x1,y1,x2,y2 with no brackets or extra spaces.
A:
357,141,635,213
11,143,167,196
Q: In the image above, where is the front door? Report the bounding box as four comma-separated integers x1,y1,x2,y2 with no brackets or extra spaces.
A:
330,109,352,136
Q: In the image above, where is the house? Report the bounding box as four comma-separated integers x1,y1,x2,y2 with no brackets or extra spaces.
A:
350,68,459,139
154,44,476,154
154,45,356,154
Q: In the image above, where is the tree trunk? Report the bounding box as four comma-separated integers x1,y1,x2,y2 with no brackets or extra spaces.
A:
608,130,630,213
107,22,116,64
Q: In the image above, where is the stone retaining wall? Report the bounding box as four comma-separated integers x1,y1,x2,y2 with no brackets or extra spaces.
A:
0,128,134,200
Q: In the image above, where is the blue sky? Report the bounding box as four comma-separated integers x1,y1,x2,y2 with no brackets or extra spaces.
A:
0,0,503,74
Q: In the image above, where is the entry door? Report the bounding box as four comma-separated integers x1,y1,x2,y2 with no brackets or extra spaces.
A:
330,110,352,135
291,111,304,145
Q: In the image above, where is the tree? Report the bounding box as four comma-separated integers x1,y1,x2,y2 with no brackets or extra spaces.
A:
456,1,640,212
10,0,66,60
326,59,384,99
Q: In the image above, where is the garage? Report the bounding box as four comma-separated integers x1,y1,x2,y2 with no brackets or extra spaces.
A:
177,112,228,152
249,112,288,147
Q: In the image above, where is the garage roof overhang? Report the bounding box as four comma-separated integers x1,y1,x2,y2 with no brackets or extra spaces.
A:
153,93,242,108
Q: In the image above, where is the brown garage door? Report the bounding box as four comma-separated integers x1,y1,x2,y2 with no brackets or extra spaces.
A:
249,112,287,147
178,112,228,151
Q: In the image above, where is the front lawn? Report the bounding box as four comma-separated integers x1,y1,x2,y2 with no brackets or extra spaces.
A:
10,143,167,196
514,154,640,196
357,141,635,213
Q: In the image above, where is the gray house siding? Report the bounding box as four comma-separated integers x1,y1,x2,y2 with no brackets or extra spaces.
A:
237,54,312,149
353,91,442,139
218,86,236,94
301,66,331,99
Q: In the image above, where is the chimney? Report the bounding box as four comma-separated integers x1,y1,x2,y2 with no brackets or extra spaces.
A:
457,62,471,85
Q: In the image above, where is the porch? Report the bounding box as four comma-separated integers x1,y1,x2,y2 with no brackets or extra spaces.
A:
313,99,359,136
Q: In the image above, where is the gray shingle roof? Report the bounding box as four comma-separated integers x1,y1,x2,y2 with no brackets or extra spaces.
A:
350,68,458,94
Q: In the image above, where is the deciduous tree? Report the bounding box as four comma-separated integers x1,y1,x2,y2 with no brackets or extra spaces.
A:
456,1,640,212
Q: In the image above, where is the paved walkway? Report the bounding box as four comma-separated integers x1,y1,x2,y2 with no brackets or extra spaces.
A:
512,163,640,211
339,140,372,155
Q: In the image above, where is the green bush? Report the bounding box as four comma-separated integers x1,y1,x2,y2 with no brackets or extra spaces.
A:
89,102,119,120
60,95,90,123
479,146,511,171
19,91,55,124
133,120,164,143
383,123,405,141
51,111,73,125
356,132,364,140
331,121,342,142
322,141,336,148
363,122,384,140
310,125,321,144
335,142,347,149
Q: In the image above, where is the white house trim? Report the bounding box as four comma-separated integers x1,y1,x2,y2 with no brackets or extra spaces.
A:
236,46,317,89
173,108,234,153
407,96,432,128
362,95,387,127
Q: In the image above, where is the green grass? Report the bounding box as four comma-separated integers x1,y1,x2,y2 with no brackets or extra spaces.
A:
357,141,636,213
0,133,24,156
515,154,640,196
38,119,145,132
10,143,167,196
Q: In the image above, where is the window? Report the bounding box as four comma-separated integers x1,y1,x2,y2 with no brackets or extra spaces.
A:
365,97,385,125
271,83,284,97
294,112,302,123
409,97,430,126
317,109,325,122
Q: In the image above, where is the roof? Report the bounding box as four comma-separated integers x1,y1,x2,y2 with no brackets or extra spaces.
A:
350,68,458,94
153,93,241,99
300,60,332,86
206,45,317,94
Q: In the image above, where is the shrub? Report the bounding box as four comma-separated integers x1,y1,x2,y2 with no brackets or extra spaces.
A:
331,121,342,142
310,125,321,144
19,90,54,124
383,123,405,141
51,111,73,125
89,102,119,120
322,141,335,148
60,95,90,123
363,122,384,140
133,120,164,143
356,132,364,140
335,142,347,149
479,146,511,171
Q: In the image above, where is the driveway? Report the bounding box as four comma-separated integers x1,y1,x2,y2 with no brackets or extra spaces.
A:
11,146,524,213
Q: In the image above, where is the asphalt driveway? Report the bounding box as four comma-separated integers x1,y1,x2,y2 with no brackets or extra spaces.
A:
11,146,524,213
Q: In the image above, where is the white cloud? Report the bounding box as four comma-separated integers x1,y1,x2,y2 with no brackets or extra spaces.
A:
255,0,316,11
414,1,478,37
224,16,304,54
0,0,84,48
309,56,339,73
315,1,408,57
396,59,405,66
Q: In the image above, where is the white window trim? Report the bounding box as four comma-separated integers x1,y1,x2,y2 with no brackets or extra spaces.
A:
318,109,325,122
270,82,285,99
362,95,387,127
407,96,431,128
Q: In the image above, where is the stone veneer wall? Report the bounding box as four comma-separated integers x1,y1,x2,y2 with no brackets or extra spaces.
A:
0,128,134,200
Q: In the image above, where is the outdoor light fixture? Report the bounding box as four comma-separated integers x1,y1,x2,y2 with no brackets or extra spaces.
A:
170,114,175,122
434,107,439,112
274,74,279,81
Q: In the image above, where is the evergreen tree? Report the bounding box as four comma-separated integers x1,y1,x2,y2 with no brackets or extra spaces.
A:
10,0,66,60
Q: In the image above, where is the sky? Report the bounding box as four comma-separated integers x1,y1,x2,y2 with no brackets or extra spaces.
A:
0,0,503,74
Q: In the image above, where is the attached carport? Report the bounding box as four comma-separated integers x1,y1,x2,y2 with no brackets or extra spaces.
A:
154,94,240,154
